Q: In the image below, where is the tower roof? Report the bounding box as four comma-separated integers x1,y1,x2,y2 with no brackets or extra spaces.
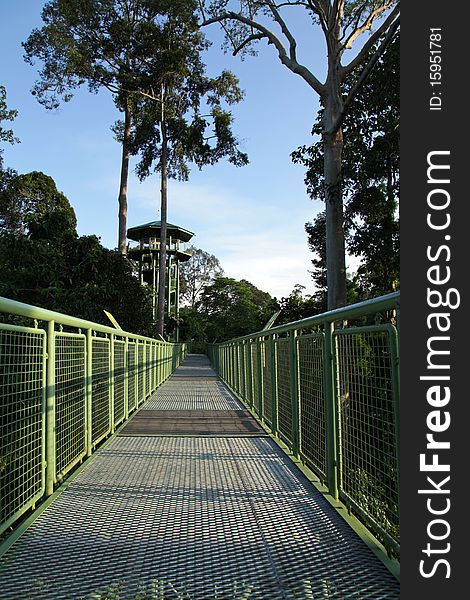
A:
127,221,194,243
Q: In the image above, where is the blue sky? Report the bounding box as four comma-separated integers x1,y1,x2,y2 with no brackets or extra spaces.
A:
0,1,342,299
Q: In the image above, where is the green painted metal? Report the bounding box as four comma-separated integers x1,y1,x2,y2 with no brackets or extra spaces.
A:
0,295,188,537
109,333,115,433
257,339,264,419
324,321,339,501
0,323,47,533
270,334,278,436
45,321,56,497
207,292,400,558
86,330,93,457
124,337,129,420
289,331,301,459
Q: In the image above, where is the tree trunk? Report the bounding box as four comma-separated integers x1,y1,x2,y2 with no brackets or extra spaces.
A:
156,116,168,338
323,120,346,310
323,36,347,311
117,97,131,255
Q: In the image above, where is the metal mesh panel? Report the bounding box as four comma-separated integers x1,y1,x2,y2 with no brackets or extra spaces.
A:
55,334,86,478
297,334,327,478
145,344,151,400
262,338,273,425
0,436,400,599
239,345,246,400
0,327,45,533
236,346,241,394
251,342,260,414
113,341,125,426
155,344,162,387
150,343,157,392
137,344,145,403
127,342,137,413
245,342,253,406
275,338,292,444
91,338,111,445
335,327,399,545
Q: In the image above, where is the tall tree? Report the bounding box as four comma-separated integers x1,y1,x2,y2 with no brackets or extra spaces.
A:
23,0,199,255
0,171,77,238
295,35,399,298
180,246,224,307
200,1,399,309
128,21,247,338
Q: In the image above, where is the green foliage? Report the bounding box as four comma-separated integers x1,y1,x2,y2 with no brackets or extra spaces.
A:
128,52,248,181
178,306,208,345
23,0,193,108
276,284,321,326
0,172,154,335
0,86,19,147
180,246,224,307
0,85,19,173
196,276,278,342
0,171,77,238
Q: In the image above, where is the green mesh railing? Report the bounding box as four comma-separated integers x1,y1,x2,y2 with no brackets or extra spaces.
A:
0,296,188,536
208,292,400,557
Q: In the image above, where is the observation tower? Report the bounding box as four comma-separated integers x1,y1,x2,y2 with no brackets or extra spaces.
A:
127,221,194,340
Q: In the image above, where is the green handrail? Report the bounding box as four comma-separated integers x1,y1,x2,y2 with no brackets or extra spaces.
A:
208,291,400,557
0,296,188,536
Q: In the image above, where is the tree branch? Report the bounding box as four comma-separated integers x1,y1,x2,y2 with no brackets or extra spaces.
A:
268,1,297,62
343,2,399,51
341,4,399,76
202,11,325,95
339,1,368,42
332,18,399,134
232,33,267,55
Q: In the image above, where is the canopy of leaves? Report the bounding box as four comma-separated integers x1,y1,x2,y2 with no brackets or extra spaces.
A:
195,276,278,342
0,171,154,334
127,47,248,181
0,86,18,146
23,0,197,107
0,85,19,172
0,171,77,239
180,246,224,307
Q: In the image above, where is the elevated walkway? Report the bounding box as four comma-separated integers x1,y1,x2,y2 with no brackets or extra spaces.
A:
0,355,399,598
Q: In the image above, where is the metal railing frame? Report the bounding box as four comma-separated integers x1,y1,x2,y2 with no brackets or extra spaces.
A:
0,296,188,536
208,292,400,557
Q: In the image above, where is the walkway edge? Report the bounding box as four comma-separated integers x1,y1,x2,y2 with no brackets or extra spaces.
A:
0,416,131,559
222,379,401,582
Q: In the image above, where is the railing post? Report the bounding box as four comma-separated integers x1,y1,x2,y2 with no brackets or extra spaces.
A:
324,321,339,501
270,334,278,436
257,338,264,418
124,337,129,419
389,324,400,512
86,329,93,457
290,330,301,459
143,342,147,401
45,320,56,496
110,333,115,433
246,340,253,409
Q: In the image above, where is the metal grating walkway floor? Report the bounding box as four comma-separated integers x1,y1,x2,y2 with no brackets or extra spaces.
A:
0,355,400,599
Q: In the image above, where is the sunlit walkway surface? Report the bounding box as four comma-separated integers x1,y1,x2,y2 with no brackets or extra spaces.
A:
0,355,399,599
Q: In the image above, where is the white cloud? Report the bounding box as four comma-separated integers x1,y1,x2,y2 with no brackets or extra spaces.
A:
129,176,319,298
